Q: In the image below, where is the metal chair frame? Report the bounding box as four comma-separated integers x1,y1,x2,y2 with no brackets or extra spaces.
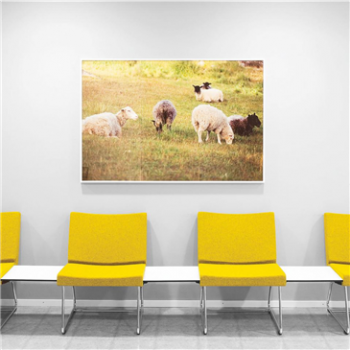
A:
0,282,18,330
61,286,144,335
200,286,283,335
326,282,349,335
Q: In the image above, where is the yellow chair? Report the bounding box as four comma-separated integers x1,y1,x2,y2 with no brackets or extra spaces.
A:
0,212,21,329
198,212,286,335
57,212,147,335
324,213,350,335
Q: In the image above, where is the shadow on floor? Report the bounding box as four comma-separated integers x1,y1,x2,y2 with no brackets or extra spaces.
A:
1,307,349,349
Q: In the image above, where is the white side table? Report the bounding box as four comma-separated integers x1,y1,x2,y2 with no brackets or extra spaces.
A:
143,266,200,283
1,265,63,330
281,265,348,334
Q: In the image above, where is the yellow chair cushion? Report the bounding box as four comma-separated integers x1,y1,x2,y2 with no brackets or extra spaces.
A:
330,264,350,286
1,212,21,264
198,212,277,264
324,213,350,264
68,212,147,265
57,263,145,287
0,262,15,285
199,263,286,287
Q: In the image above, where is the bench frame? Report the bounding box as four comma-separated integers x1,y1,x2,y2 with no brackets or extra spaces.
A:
1,265,346,336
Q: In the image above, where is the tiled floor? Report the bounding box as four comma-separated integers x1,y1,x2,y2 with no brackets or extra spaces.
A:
1,307,349,349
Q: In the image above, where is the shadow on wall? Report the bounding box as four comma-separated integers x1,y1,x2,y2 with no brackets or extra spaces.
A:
75,285,137,301
212,286,263,302
169,218,199,300
144,218,199,300
303,215,326,266
81,184,264,197
185,219,198,266
274,215,287,266
147,220,164,266
18,213,70,266
293,214,339,302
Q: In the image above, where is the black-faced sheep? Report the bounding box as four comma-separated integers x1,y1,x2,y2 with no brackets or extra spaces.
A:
227,113,261,136
192,105,234,144
193,85,223,103
82,107,138,137
152,100,177,134
200,82,212,89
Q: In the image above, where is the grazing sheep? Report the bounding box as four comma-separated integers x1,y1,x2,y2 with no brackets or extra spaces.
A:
192,105,234,144
152,100,177,134
200,82,212,89
239,60,263,69
82,107,138,137
193,85,223,102
227,113,261,136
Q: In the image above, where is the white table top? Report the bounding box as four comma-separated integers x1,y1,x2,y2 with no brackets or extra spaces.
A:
143,266,200,282
280,266,342,282
0,265,343,283
1,265,63,282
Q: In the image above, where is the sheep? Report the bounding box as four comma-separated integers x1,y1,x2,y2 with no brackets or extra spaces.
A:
227,113,261,136
200,82,212,89
193,85,223,102
82,107,138,137
152,100,177,134
192,105,234,144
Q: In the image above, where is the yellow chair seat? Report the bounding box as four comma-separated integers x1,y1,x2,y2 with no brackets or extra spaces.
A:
199,263,286,287
0,262,15,285
330,264,350,286
57,263,145,287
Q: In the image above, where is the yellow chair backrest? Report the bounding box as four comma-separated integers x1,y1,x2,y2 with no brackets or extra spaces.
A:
324,213,350,265
198,212,277,264
68,212,147,265
1,212,21,264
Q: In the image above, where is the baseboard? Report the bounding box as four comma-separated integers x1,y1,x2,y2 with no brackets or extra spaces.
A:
0,299,345,308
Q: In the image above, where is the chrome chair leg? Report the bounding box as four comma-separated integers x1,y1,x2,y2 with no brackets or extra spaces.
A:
327,283,350,335
61,286,76,334
268,286,272,309
72,286,77,312
141,286,144,318
345,286,350,335
327,282,333,308
136,286,141,335
141,286,144,329
268,286,283,335
12,281,18,309
199,286,204,330
0,282,18,330
278,287,283,334
203,286,207,335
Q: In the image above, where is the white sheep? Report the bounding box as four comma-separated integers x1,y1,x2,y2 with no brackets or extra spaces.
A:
192,105,234,144
82,107,138,137
193,85,224,102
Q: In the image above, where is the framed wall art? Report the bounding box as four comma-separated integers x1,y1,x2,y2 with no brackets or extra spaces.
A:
81,60,264,183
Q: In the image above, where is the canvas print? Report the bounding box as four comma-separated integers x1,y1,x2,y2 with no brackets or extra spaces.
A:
81,60,264,182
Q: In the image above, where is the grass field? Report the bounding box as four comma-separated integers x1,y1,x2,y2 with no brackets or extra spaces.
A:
82,60,263,181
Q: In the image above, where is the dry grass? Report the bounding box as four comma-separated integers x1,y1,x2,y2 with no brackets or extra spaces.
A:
82,61,263,181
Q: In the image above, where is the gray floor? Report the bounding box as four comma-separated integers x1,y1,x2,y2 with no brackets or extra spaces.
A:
1,307,349,349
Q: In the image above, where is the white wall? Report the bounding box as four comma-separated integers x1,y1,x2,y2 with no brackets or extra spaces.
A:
1,2,349,302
